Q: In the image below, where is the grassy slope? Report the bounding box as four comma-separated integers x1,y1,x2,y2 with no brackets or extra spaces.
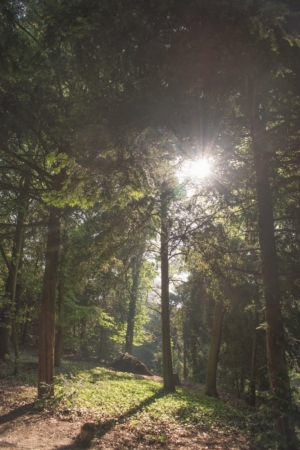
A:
2,354,300,448
1,355,252,448
54,363,247,431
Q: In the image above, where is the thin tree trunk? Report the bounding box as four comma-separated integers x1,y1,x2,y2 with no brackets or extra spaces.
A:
125,253,143,354
125,297,135,355
189,334,197,378
10,204,27,374
80,318,86,341
205,299,224,397
21,311,29,346
54,275,65,367
251,81,296,446
183,337,187,381
54,226,68,368
250,289,259,407
240,372,245,395
234,361,241,398
0,298,10,361
160,185,175,392
0,177,29,364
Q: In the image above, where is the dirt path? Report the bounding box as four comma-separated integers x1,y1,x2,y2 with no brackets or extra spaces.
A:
0,409,249,449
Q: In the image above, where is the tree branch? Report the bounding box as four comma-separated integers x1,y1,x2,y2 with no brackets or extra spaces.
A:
0,244,13,275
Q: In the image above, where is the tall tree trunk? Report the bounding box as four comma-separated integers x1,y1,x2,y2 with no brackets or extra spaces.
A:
21,311,29,346
10,199,27,374
54,225,68,368
0,295,10,361
0,176,29,363
38,205,61,398
189,332,199,379
125,252,143,354
234,362,240,398
160,185,175,392
183,337,187,381
251,81,296,446
249,286,260,407
205,299,224,397
54,275,65,367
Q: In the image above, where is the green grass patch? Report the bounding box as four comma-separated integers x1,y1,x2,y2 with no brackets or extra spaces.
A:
54,365,248,431
1,352,249,436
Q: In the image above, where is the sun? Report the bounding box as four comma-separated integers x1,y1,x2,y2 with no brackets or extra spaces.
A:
189,158,211,179
178,158,212,183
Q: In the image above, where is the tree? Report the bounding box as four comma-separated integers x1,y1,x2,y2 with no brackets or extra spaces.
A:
160,182,176,392
125,245,146,355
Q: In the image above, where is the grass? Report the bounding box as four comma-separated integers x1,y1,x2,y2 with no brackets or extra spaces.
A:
1,351,251,447
1,354,250,429
2,352,300,449
53,364,248,431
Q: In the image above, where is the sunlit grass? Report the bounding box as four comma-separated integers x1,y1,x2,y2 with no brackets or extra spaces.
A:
54,365,246,430
3,352,299,448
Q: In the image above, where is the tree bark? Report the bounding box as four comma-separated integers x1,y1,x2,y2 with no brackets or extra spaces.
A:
0,176,29,363
160,185,175,392
251,81,296,446
183,337,187,381
0,302,10,361
54,274,65,367
21,311,29,346
125,253,143,354
54,226,68,368
38,205,61,398
205,299,224,397
249,287,259,407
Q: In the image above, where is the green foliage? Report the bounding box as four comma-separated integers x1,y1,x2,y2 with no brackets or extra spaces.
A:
247,388,300,449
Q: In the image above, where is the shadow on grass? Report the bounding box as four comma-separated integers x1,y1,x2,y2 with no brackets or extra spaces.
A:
55,388,166,449
172,387,247,424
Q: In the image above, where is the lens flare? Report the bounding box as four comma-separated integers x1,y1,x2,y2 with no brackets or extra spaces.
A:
179,158,212,182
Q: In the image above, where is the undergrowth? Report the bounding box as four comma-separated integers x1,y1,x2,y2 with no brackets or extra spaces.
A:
0,353,256,446
52,364,248,432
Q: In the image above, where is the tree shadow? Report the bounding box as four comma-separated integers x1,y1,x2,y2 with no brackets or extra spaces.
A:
0,402,38,426
0,441,16,447
55,388,167,449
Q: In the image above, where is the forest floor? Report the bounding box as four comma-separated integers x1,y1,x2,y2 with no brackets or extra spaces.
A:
0,350,254,449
